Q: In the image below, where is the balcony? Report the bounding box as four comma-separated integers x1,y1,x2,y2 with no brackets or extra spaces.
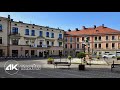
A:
30,45,51,49
58,38,64,41
37,36,45,39
9,33,21,38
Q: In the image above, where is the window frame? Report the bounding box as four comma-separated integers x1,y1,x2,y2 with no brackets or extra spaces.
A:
25,29,29,35
0,37,2,44
31,30,35,36
59,34,62,39
0,24,2,31
39,31,43,37
46,32,49,37
51,32,54,38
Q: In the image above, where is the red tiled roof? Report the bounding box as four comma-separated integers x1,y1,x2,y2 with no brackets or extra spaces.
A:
65,26,120,35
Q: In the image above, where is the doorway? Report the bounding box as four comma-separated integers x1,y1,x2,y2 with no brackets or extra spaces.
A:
0,49,3,57
12,50,18,57
39,52,43,57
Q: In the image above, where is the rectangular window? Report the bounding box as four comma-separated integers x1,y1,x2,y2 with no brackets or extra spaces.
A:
46,32,49,37
112,43,115,48
25,50,29,57
77,44,79,49
0,24,2,31
118,43,120,49
47,41,49,46
12,27,18,34
31,50,35,56
0,37,2,44
26,41,29,45
39,31,43,37
99,36,101,41
38,41,42,47
65,37,67,42
77,38,79,42
118,36,120,40
112,36,115,40
59,34,62,39
95,37,97,41
70,44,72,48
25,29,29,35
51,33,54,38
51,42,54,46
99,44,101,48
82,37,84,41
59,42,62,46
95,44,97,48
12,39,18,45
106,36,108,40
106,43,108,48
70,37,72,42
65,44,67,48
31,30,35,36
82,44,85,49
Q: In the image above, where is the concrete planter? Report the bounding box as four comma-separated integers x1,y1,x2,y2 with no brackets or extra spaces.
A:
78,65,85,70
47,61,53,64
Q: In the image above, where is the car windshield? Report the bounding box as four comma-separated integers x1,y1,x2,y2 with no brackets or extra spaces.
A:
109,54,113,55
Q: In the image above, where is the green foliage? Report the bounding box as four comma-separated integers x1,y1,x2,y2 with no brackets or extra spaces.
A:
47,57,54,61
77,52,86,59
68,55,72,60
117,56,120,59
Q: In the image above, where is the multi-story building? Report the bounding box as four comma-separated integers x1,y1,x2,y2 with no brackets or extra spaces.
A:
64,24,120,57
0,15,64,57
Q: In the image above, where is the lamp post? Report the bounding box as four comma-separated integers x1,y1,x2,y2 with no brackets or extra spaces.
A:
88,43,91,66
82,42,86,63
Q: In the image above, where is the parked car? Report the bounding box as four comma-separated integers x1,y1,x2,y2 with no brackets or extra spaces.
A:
102,54,116,58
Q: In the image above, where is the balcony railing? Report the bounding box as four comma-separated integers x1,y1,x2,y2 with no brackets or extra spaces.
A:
30,45,51,48
58,38,63,40
10,33,20,36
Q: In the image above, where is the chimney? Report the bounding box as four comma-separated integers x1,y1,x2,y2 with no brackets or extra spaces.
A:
76,28,79,31
68,29,71,32
11,19,13,21
82,26,86,29
102,24,104,27
19,21,23,23
8,15,10,19
94,25,96,29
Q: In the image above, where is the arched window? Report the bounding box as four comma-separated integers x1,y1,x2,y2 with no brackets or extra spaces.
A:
0,24,2,31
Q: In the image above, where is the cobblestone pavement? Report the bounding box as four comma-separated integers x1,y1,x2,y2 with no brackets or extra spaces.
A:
0,58,120,78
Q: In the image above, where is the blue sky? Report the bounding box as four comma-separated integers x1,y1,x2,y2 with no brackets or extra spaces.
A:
0,12,120,31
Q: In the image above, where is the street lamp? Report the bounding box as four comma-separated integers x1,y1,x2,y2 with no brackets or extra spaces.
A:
88,43,91,66
82,42,86,62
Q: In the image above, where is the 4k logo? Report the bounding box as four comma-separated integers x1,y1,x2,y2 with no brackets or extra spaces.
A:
5,64,18,70
4,60,19,75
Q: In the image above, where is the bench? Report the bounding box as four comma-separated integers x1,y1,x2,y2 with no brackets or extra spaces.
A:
111,61,120,71
53,61,71,69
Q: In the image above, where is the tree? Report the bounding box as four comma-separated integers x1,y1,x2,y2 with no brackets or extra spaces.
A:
77,52,86,65
68,55,72,64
